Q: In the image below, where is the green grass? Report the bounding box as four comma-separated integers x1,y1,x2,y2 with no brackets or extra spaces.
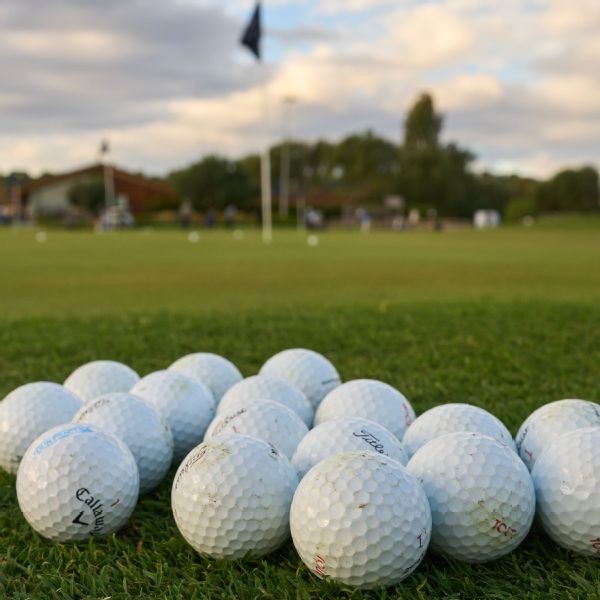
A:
1,218,600,598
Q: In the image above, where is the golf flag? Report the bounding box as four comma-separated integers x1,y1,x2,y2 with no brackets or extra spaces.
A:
241,2,261,60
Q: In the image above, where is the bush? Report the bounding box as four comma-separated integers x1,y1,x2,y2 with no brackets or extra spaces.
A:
505,196,537,222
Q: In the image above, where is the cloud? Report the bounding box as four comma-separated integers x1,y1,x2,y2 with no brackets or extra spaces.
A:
0,0,598,178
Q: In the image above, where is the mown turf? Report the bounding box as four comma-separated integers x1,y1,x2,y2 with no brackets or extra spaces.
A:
1,220,600,598
1,303,599,599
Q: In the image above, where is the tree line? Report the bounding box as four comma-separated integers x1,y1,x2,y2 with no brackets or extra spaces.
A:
168,93,599,220
2,93,598,220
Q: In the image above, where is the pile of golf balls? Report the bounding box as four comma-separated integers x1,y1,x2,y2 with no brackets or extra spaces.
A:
1,346,598,590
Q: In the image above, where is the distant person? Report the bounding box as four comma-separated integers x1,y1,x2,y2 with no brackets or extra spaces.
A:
224,204,237,228
179,199,193,229
204,207,217,228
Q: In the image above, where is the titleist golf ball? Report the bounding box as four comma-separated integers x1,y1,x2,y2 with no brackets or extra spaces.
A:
291,417,408,479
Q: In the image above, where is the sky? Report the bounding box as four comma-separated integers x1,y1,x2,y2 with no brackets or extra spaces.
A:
0,0,598,178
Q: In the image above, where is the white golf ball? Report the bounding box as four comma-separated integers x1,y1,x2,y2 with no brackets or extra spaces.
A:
0,382,82,474
407,432,535,562
532,426,600,556
218,375,313,427
169,352,242,403
72,393,173,495
402,403,516,458
16,423,139,541
292,417,408,479
64,360,140,403
314,379,415,440
172,434,298,560
130,370,215,462
291,451,431,588
204,400,308,459
259,348,341,410
515,399,600,470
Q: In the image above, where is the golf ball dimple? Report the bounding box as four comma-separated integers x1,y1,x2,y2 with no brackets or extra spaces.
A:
290,451,431,588
64,360,140,403
515,399,600,470
72,392,173,495
204,400,308,459
218,375,313,427
0,382,82,474
130,370,215,462
169,352,243,403
259,348,341,411
172,434,298,560
402,403,516,458
407,432,535,562
292,417,408,479
314,379,415,440
532,426,600,556
16,423,139,542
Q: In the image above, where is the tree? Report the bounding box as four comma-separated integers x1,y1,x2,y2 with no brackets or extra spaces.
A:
403,93,443,150
68,178,105,213
536,166,599,212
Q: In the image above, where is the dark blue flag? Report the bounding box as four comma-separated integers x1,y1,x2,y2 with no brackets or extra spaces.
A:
241,2,261,60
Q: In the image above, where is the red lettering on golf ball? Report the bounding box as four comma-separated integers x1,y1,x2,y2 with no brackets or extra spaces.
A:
314,553,326,577
591,537,600,553
493,518,516,537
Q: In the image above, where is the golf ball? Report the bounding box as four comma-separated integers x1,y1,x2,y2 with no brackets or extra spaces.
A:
292,417,408,479
130,370,215,462
169,352,242,403
516,399,600,470
72,393,173,494
16,423,139,541
64,360,140,403
291,451,431,588
314,379,415,440
532,426,600,556
204,400,308,459
0,382,82,474
407,432,535,562
172,434,298,560
402,403,516,457
259,348,341,410
218,375,313,427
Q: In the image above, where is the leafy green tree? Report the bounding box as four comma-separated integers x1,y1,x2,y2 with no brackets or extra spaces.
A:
68,179,105,213
536,166,599,212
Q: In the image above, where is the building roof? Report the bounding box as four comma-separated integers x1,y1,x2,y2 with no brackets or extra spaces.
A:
21,163,175,198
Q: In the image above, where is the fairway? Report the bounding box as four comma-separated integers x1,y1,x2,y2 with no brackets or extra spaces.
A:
1,221,600,598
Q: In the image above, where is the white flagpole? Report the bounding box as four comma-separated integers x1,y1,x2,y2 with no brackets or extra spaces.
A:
259,61,272,243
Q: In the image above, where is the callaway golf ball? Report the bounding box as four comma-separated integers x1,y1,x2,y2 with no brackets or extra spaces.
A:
292,417,408,479
64,360,140,403
169,352,242,403
130,370,215,461
0,382,82,474
403,403,516,457
314,379,415,440
532,426,600,556
16,423,139,541
407,432,535,562
218,375,313,427
204,400,308,459
516,399,600,470
172,434,298,559
291,451,431,588
259,348,341,410
73,393,173,494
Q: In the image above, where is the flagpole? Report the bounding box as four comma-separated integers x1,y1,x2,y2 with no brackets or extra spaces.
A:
260,78,272,244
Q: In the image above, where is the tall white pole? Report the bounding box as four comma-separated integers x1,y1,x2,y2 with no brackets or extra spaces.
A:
260,78,272,243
